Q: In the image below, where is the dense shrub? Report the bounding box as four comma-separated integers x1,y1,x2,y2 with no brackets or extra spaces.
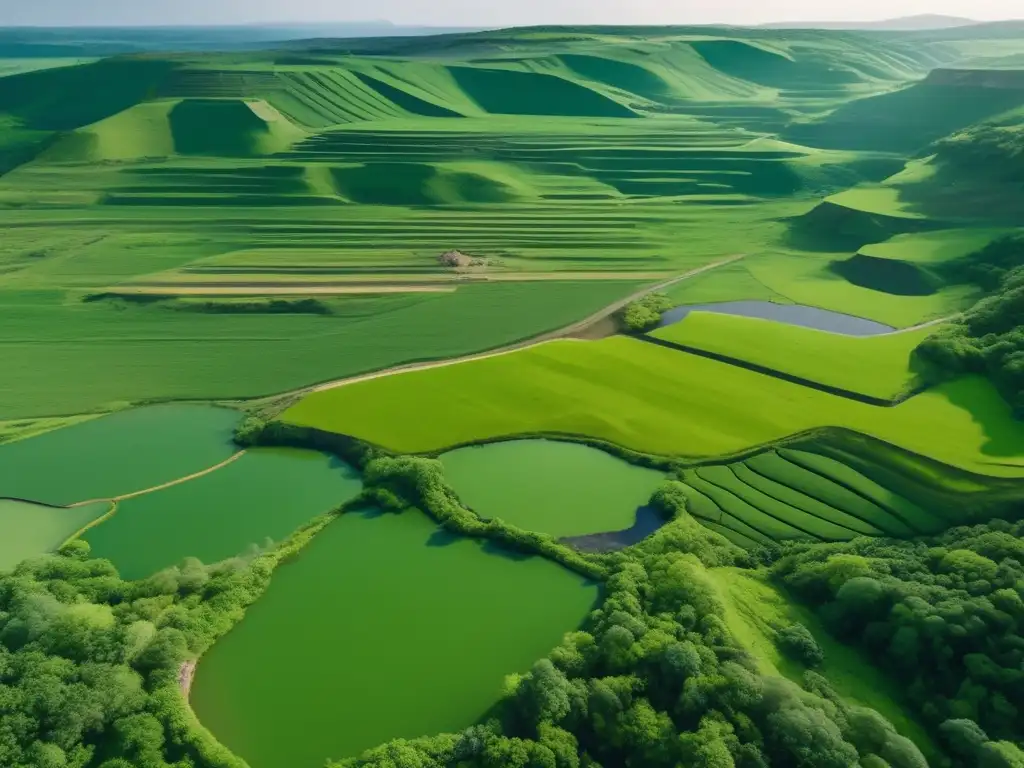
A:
620,292,672,332
776,623,825,668
917,234,1024,414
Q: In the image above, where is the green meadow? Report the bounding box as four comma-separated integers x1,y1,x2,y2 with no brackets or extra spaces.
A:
0,499,110,571
651,311,937,399
284,336,1024,476
83,448,362,580
441,439,665,537
0,404,239,505
190,508,597,768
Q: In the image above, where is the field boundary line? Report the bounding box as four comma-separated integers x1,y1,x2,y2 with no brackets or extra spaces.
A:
66,450,247,508
59,500,118,550
304,254,746,395
635,334,925,406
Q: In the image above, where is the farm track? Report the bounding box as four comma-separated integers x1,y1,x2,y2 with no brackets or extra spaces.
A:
301,254,746,395
67,450,247,508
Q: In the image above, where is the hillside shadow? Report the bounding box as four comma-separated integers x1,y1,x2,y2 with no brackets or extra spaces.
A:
934,376,1024,460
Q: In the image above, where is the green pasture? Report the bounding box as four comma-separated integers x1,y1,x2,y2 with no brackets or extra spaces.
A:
284,336,1024,476
651,312,937,399
0,405,240,506
857,228,1008,264
83,448,361,580
664,262,794,306
190,508,597,768
0,499,110,572
441,440,664,537
0,59,93,78
0,281,642,418
708,567,938,759
746,250,976,327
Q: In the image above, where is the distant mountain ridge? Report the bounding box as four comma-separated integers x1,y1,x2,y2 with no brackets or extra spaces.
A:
760,14,978,31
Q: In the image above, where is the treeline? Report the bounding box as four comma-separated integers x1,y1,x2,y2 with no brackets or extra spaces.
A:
917,233,1024,414
81,295,334,315
774,518,1024,765
0,541,270,768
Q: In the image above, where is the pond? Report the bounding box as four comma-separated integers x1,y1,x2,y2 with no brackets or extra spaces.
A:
0,405,240,506
190,508,597,768
658,300,896,336
0,499,110,572
441,439,665,538
84,448,361,580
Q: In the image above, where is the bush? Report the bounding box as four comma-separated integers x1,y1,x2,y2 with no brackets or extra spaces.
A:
620,292,672,332
776,623,824,668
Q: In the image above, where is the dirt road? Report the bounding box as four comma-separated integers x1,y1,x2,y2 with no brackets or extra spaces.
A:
307,255,746,395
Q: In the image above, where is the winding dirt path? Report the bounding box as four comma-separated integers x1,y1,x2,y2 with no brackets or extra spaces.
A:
305,255,746,395
879,314,959,335
67,450,247,508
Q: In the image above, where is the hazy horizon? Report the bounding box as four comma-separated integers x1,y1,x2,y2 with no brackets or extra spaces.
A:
0,0,1021,29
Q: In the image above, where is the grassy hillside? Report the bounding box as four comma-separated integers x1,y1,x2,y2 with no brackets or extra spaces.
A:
282,335,1024,476
650,312,937,400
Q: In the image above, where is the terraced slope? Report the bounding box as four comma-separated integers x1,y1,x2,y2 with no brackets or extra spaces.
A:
680,447,950,548
0,26,1022,422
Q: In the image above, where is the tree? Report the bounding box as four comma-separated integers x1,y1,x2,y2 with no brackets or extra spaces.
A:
775,624,824,668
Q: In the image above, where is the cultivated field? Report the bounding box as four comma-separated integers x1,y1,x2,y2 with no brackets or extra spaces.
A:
650,311,938,400
283,335,1024,475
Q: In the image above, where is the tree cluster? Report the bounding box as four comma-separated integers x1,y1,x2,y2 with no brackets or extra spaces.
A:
917,234,1024,414
0,541,271,768
774,518,1024,764
620,293,672,333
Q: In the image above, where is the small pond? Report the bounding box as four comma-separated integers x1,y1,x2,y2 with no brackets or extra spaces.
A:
658,300,896,336
441,439,665,538
190,508,597,768
0,404,240,506
84,448,361,580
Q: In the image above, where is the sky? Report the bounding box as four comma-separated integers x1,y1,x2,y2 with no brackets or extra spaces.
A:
0,0,1020,27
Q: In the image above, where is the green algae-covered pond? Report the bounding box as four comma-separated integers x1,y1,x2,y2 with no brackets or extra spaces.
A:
441,439,665,538
84,448,361,580
191,508,598,768
0,499,110,571
0,404,240,506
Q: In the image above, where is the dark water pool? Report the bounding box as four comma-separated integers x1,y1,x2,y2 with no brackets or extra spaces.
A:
658,300,896,336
